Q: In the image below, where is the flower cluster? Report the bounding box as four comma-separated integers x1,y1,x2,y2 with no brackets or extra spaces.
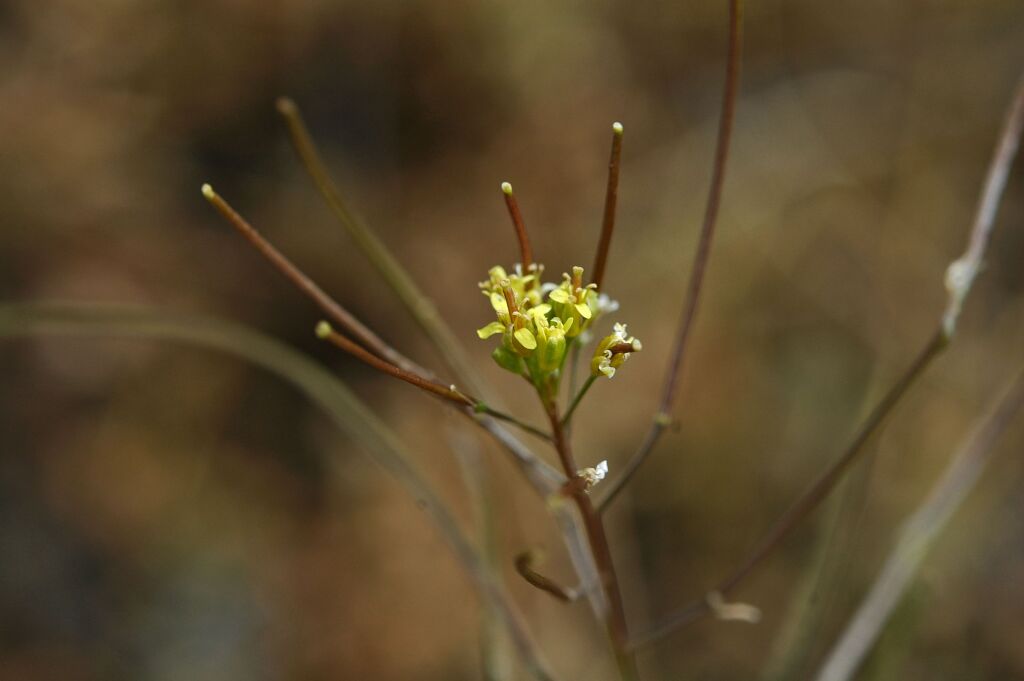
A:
590,323,642,378
476,263,638,388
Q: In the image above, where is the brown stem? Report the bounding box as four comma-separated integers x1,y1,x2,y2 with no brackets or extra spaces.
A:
515,550,579,603
599,0,744,511
628,70,1024,647
317,321,552,441
591,122,625,290
201,184,432,379
629,330,947,648
315,321,473,406
544,402,638,679
501,182,534,270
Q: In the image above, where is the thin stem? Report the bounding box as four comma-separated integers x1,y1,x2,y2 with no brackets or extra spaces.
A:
501,182,534,271
591,122,624,290
276,97,485,395
600,0,744,511
317,321,552,441
629,69,1024,648
630,331,946,647
475,404,553,442
0,302,559,681
563,375,598,426
565,342,583,438
315,321,473,406
515,550,579,603
202,183,565,494
201,184,431,379
544,402,639,679
941,73,1024,337
816,365,1024,681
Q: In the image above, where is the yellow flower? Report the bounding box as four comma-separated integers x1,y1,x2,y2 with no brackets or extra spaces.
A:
548,266,598,338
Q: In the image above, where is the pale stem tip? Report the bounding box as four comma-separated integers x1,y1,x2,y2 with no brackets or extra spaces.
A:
201,183,215,200
612,121,624,135
501,181,513,195
315,320,333,339
275,96,297,115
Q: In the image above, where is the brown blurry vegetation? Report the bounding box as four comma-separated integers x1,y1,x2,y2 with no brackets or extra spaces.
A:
2,1,1024,680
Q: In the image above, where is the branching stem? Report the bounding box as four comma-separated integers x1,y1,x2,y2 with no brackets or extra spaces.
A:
600,0,744,510
629,69,1024,649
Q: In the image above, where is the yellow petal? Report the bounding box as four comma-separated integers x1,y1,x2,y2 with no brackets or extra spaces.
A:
514,327,537,350
549,288,570,304
477,321,505,339
575,302,592,320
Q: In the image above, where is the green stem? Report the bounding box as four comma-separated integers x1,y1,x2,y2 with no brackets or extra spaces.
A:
474,404,553,442
562,376,598,427
276,98,483,395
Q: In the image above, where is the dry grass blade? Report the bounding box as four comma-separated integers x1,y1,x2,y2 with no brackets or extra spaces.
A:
0,302,559,681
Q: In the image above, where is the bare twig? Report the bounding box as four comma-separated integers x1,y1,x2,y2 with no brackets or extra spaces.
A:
501,182,534,271
202,184,429,377
0,302,559,681
203,183,565,490
815,365,1024,681
315,320,473,406
316,319,553,441
275,98,485,395
630,70,1024,649
600,0,744,510
544,402,639,680
631,332,945,647
591,122,625,290
515,550,580,603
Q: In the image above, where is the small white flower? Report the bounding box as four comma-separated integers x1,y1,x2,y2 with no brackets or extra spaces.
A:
578,460,609,490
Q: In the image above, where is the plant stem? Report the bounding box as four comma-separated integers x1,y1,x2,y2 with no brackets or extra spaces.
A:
275,98,485,395
628,69,1024,648
0,302,559,681
500,182,534,271
563,375,598,426
591,122,624,291
815,364,1024,681
544,401,639,680
201,183,430,378
600,0,743,511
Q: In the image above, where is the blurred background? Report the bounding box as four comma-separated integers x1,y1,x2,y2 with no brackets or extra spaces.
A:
2,1,1024,679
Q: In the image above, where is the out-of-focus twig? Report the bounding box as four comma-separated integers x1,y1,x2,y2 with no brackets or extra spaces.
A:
202,184,565,491
600,0,744,511
0,302,559,681
815,365,1024,681
202,183,429,377
631,70,1024,649
275,98,485,395
514,550,580,603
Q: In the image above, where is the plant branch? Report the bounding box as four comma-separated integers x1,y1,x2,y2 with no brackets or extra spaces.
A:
317,320,553,442
0,302,559,681
515,550,581,603
815,364,1024,681
600,0,744,510
315,320,473,406
591,122,625,290
202,184,565,492
275,98,485,395
562,375,598,426
544,402,639,680
629,70,1024,648
501,182,534,271
201,183,429,378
